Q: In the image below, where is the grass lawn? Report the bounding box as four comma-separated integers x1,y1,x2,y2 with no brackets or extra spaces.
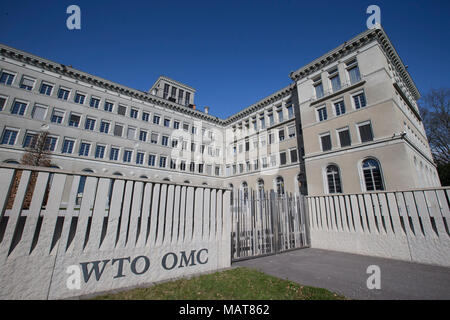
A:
93,267,346,300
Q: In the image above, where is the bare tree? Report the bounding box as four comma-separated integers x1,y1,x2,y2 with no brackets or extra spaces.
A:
21,131,52,167
6,131,53,209
420,88,450,185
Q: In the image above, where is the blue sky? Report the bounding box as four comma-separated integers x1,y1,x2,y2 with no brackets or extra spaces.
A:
1,0,449,118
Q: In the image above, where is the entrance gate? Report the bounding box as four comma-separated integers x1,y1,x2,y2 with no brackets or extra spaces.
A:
231,190,310,261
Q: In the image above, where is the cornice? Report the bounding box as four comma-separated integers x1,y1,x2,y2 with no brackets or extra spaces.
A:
289,26,420,101
223,83,295,126
0,44,221,125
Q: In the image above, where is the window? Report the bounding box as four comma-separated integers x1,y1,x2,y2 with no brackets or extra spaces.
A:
163,84,169,99
130,108,138,118
164,118,170,127
139,130,147,142
58,88,70,100
127,127,136,140
113,124,123,137
198,163,204,173
20,77,35,90
180,161,186,171
287,105,294,119
329,69,341,92
153,115,160,125
320,133,332,151
334,100,346,116
185,92,191,106
104,101,114,112
79,142,90,156
117,105,127,116
268,113,274,126
290,148,298,163
90,97,100,108
159,156,167,168
254,159,259,170
95,145,105,159
183,123,189,131
277,109,284,122
68,114,81,127
0,71,15,85
262,157,268,169
362,158,384,191
278,129,285,142
23,132,37,148
0,95,7,111
142,112,150,122
358,121,374,143
241,182,249,202
62,139,75,154
110,147,119,161
11,101,27,115
178,89,184,104
173,121,180,129
314,79,324,99
269,132,274,144
215,166,220,176
317,106,327,122
260,116,266,129
191,126,197,135
44,136,57,151
270,154,277,167
338,127,351,147
275,177,285,196
245,139,250,151
288,125,296,138
257,179,265,197
99,121,110,134
150,133,158,144
280,151,287,165
74,92,85,104
1,129,18,145
85,118,96,131
189,162,195,172
326,165,342,193
136,152,144,165
123,150,132,163
51,109,64,124
32,105,47,121
162,135,169,146
171,86,177,98
347,59,361,84
148,154,156,166
353,92,367,109
170,159,177,169
171,139,178,148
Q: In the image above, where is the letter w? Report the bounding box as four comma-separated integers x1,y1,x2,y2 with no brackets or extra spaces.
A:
80,260,110,283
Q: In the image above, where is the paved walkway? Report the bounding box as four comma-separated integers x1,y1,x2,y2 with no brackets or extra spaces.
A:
233,248,450,300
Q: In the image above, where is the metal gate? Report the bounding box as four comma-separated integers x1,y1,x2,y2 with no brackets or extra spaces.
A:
231,190,310,261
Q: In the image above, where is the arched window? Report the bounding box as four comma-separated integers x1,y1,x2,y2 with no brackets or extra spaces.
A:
229,183,234,205
275,176,285,196
362,158,384,191
241,181,249,203
326,165,342,193
257,179,265,198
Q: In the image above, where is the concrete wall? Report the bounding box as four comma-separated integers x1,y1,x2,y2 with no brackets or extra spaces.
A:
0,164,231,299
307,188,450,267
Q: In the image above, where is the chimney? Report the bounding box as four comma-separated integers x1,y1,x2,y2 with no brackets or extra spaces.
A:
204,106,209,114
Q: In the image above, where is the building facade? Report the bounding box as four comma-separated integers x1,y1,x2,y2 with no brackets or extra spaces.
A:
0,26,441,198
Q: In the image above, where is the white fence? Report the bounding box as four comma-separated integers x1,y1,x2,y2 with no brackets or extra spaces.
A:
307,188,450,266
0,164,231,299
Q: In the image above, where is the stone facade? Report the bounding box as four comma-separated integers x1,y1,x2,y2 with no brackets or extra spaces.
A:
0,26,440,197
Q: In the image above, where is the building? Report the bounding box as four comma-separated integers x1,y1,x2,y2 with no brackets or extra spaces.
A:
0,26,440,199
